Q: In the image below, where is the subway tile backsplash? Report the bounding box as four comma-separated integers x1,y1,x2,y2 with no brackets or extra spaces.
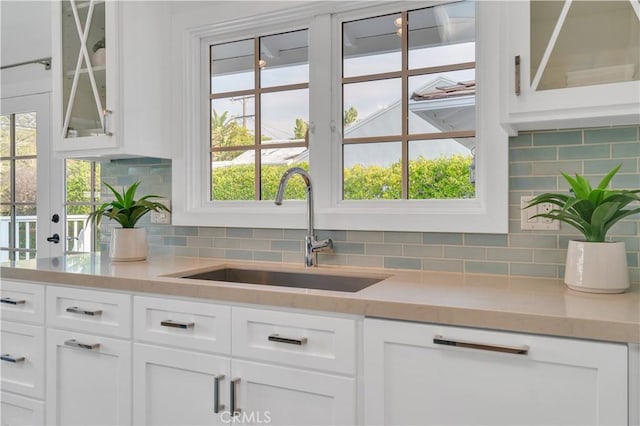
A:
101,125,640,284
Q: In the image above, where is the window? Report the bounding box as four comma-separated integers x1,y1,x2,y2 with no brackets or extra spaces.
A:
65,160,101,253
0,113,37,260
341,3,476,200
174,1,507,233
209,29,310,201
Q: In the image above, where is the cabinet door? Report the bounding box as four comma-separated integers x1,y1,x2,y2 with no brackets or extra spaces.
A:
46,328,131,426
231,360,355,426
0,321,44,399
0,280,45,325
1,391,45,426
503,0,640,131
133,343,230,426
364,318,627,426
52,0,119,152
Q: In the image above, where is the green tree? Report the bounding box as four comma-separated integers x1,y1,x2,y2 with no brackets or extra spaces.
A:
343,106,358,127
211,109,254,161
293,118,308,140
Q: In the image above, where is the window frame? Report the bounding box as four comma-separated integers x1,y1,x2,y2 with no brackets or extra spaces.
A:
172,1,508,233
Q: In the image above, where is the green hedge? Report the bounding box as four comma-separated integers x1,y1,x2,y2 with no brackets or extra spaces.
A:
212,156,474,200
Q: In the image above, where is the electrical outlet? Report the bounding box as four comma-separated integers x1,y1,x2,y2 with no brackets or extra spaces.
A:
520,196,559,230
150,199,171,225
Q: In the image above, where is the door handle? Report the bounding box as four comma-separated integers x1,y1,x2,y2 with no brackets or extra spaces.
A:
47,234,60,244
230,378,241,417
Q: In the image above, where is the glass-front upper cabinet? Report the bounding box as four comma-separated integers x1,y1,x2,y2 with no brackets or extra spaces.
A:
502,0,640,132
53,0,119,154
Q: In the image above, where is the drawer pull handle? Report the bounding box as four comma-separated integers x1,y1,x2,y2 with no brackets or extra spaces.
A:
515,55,521,96
66,306,103,316
230,378,241,417
1,354,25,363
268,334,308,346
1,297,26,305
161,320,195,329
433,335,529,355
213,375,225,413
64,339,100,351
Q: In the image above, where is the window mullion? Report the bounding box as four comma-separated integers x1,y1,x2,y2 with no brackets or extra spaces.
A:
254,37,262,201
401,10,409,200
9,114,16,260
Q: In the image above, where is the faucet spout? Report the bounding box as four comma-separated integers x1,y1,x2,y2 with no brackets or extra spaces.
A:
274,167,332,267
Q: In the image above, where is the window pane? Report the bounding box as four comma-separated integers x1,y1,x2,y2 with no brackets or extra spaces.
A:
260,149,308,200
260,30,309,88
15,113,37,156
408,139,475,200
408,70,476,134
261,89,309,142
211,152,255,200
1,115,9,157
66,160,93,203
343,13,402,78
211,98,255,148
408,2,475,70
211,39,254,94
343,79,401,138
67,205,92,252
0,207,10,250
1,160,11,203
343,142,401,200
15,206,36,250
15,159,37,204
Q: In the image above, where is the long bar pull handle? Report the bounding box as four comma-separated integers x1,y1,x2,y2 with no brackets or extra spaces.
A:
213,375,225,413
161,320,195,329
268,334,308,346
66,306,103,316
103,109,113,136
515,55,521,96
434,335,529,355
230,378,241,417
64,339,100,351
1,354,26,363
0,297,26,305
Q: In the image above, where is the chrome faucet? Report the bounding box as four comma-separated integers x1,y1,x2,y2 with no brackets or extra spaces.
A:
274,167,333,267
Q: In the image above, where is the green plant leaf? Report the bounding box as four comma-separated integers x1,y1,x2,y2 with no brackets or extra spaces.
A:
589,202,620,242
597,163,621,189
561,172,589,199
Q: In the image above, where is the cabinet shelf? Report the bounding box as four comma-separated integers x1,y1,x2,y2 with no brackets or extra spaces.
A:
65,65,106,78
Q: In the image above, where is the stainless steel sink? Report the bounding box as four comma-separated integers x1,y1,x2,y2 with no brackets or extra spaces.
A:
181,267,386,292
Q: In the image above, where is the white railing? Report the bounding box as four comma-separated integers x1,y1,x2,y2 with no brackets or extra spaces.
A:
0,215,92,260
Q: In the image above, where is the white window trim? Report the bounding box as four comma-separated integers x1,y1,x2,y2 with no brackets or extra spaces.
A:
172,1,508,233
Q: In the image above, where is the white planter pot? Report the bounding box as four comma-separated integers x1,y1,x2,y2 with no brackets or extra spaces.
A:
92,48,106,66
110,228,148,262
564,240,629,294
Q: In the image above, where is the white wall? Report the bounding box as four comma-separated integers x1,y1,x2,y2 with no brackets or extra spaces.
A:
1,1,52,97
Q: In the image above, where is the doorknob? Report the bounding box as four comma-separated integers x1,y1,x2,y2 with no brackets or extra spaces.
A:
47,234,60,244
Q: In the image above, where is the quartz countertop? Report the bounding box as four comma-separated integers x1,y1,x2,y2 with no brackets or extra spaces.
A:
2,254,639,343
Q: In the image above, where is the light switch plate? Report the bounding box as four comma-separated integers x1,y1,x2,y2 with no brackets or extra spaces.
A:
520,196,559,230
150,199,171,225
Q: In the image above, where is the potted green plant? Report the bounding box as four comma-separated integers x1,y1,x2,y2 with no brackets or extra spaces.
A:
526,163,640,293
88,181,170,261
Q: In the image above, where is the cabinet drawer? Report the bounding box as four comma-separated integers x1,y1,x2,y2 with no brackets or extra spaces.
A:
46,286,131,338
0,321,45,399
0,280,44,325
232,307,356,375
1,391,45,426
134,296,231,355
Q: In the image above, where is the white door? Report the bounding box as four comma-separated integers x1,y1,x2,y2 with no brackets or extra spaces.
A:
46,328,132,426
231,359,356,426
364,318,628,426
133,343,231,426
1,93,64,260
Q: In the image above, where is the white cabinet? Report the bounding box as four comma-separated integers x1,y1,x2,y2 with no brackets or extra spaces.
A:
0,281,45,426
131,295,357,426
45,285,132,426
46,328,132,426
230,359,355,426
52,0,172,159
1,391,45,426
133,343,230,426
501,0,640,132
364,318,628,426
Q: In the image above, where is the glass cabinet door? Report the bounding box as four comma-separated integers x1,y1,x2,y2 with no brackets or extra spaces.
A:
530,0,640,92
61,0,109,139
